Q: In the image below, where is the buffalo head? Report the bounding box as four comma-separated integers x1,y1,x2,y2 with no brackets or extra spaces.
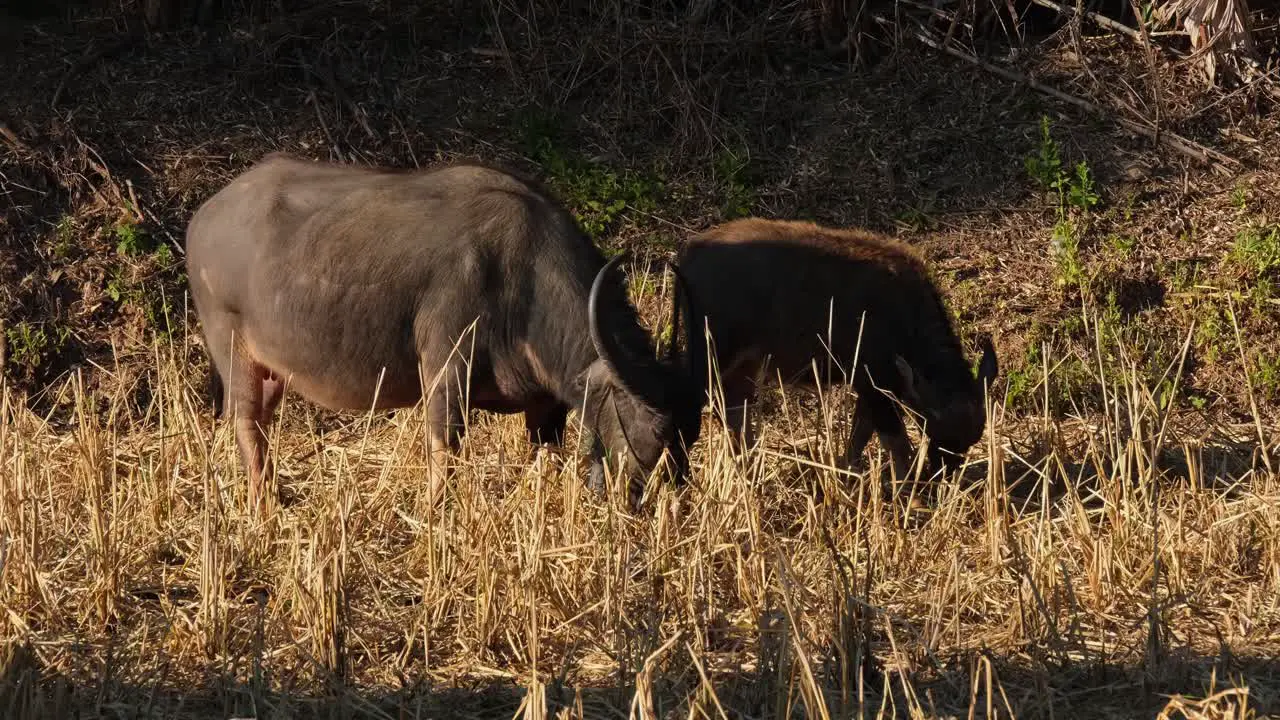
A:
579,254,706,504
893,336,998,474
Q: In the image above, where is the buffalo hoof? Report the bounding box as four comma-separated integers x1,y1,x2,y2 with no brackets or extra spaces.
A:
587,462,607,496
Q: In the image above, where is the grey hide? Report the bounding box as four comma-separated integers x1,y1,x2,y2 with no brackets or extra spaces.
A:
185,152,705,511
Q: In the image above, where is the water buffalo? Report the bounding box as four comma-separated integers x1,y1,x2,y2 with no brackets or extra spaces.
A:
676,218,997,479
186,152,705,511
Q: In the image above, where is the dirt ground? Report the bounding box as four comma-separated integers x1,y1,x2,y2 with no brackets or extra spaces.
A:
4,2,1280,420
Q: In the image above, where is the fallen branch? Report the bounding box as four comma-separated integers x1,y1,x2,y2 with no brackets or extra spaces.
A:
1030,0,1155,46
0,123,30,154
316,60,378,142
306,89,343,161
891,17,1239,171
50,32,144,110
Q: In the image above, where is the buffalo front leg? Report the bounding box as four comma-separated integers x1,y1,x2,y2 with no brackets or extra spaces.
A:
420,359,468,505
852,390,915,483
841,397,877,471
720,370,759,456
524,396,569,447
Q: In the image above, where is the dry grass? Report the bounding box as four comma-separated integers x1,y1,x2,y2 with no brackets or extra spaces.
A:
2,289,1279,719
4,1,1280,718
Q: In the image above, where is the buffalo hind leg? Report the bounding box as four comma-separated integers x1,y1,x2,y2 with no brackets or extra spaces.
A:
225,349,281,515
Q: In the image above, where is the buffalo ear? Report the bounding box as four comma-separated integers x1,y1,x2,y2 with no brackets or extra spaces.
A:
664,260,706,396
976,336,998,387
894,355,919,403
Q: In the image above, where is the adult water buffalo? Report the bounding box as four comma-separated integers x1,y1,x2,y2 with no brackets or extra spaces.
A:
677,218,997,479
186,152,705,511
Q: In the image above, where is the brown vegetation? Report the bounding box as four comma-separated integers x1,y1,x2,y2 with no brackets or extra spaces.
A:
2,1,1280,718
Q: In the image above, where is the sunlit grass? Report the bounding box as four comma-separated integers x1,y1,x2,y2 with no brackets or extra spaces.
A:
1,272,1276,720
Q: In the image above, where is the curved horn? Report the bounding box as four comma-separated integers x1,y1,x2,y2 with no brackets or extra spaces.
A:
665,260,707,395
976,336,998,386
589,252,649,393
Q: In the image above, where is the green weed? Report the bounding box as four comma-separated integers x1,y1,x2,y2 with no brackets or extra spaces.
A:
515,107,664,239
153,242,175,267
1121,191,1137,222
1027,116,1101,290
1168,261,1197,292
1066,161,1099,214
5,321,70,376
1250,352,1280,401
895,199,937,232
1027,117,1098,215
1232,223,1280,277
114,220,153,257
1052,218,1084,288
1248,278,1275,316
1195,303,1226,364
1105,234,1136,257
105,269,179,342
52,216,76,259
1230,184,1249,210
1025,116,1062,192
1059,312,1084,336
1003,343,1042,409
712,145,755,219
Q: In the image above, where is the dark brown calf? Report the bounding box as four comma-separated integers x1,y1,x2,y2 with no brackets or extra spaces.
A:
677,218,996,480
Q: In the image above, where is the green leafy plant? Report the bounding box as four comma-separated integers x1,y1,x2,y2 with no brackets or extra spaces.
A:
5,321,70,375
515,107,664,239
1230,184,1249,210
1067,161,1099,213
1232,223,1280,277
115,221,148,256
1025,116,1062,193
1250,352,1280,401
1105,234,1136,257
153,242,174,266
1003,342,1042,409
52,216,76,259
1027,117,1099,218
713,145,755,219
1052,219,1083,288
1027,116,1102,290
1195,303,1226,364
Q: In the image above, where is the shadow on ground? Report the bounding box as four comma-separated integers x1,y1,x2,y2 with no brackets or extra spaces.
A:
3,616,1275,719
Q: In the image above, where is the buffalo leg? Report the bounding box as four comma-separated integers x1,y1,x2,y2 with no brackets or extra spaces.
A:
854,390,915,481
421,357,468,503
261,371,285,418
926,443,964,479
228,351,278,515
524,396,568,446
719,368,759,455
199,315,283,514
841,398,877,469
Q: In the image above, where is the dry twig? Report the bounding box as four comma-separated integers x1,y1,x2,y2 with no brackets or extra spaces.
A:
895,16,1240,171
